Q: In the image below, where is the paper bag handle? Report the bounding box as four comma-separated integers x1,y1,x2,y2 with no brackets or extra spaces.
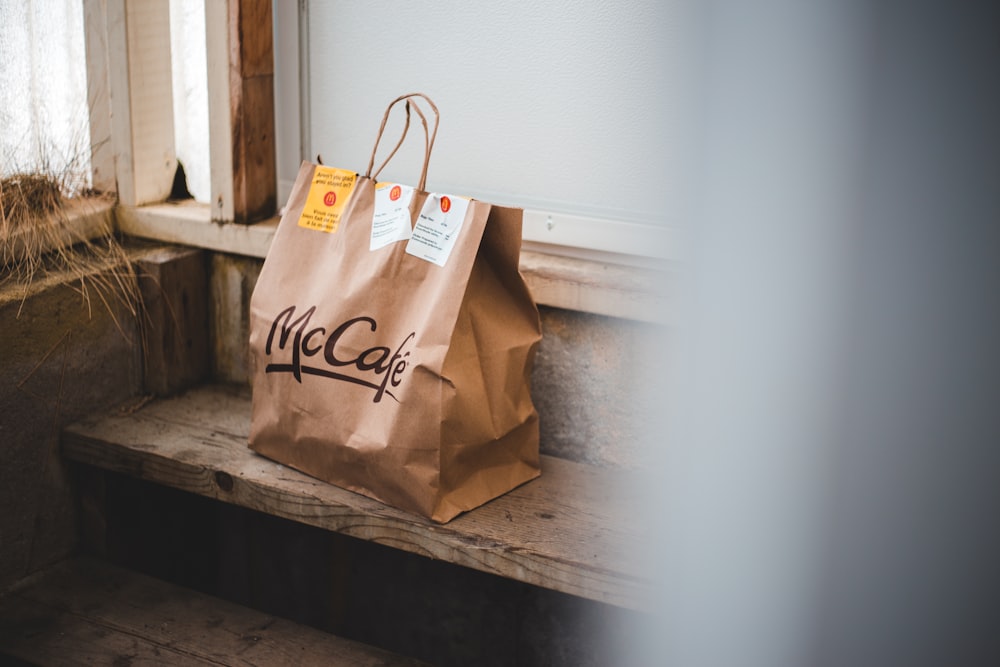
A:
366,93,439,191
365,99,412,183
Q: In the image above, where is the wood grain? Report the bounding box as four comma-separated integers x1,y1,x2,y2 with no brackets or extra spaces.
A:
0,557,427,666
136,246,209,396
83,0,115,193
232,0,274,78
229,0,277,223
61,385,649,610
206,0,235,223
119,0,177,205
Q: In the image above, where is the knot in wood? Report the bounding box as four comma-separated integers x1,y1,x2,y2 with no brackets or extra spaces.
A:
214,470,234,492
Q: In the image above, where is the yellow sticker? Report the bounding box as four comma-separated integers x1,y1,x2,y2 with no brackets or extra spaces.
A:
297,166,358,233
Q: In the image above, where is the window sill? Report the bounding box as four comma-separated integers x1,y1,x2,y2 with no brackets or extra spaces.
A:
116,202,670,323
4,198,116,260
116,201,277,258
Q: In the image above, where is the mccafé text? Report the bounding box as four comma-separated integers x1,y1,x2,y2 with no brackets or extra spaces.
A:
264,305,414,403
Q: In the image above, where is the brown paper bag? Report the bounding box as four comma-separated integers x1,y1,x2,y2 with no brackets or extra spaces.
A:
248,93,542,523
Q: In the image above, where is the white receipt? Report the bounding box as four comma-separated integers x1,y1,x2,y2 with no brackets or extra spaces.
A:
370,182,415,250
405,194,470,267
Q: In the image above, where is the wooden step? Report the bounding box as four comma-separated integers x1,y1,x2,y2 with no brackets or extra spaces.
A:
61,384,647,610
0,557,428,666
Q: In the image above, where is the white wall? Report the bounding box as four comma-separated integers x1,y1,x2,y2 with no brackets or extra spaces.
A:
302,0,674,230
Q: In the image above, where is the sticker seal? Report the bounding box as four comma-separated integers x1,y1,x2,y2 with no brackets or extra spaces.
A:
297,166,357,233
405,193,471,267
370,182,415,250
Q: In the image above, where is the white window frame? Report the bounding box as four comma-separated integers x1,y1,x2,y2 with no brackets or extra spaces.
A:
80,0,671,323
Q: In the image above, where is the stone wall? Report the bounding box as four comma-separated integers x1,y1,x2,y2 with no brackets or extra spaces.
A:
0,263,142,590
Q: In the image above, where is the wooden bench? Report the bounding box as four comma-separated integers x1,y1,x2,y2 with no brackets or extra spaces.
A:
0,556,428,666
60,384,648,611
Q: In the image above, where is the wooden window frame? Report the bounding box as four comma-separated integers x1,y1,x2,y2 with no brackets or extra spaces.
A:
82,0,670,324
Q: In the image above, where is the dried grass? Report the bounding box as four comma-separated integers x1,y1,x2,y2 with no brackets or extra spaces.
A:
1,170,141,334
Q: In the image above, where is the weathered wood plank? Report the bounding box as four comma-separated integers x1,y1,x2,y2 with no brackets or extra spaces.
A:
116,202,278,258
205,0,277,224
0,596,211,665
208,253,261,384
205,0,235,223
229,0,277,223
233,0,274,78
105,0,177,206
0,557,428,666
83,0,115,193
231,72,277,223
136,247,209,395
61,385,649,610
